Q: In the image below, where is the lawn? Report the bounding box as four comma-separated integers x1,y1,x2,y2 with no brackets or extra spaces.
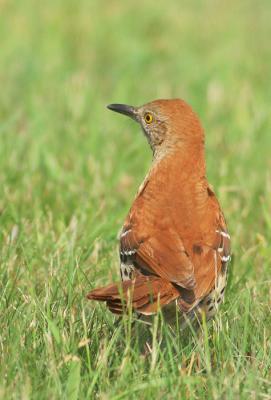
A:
0,0,270,398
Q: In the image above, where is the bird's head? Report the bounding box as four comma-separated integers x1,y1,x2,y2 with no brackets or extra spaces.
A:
107,99,204,157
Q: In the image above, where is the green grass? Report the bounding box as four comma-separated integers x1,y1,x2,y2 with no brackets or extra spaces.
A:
0,0,271,398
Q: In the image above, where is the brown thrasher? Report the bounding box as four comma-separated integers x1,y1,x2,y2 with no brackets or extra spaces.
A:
87,99,230,322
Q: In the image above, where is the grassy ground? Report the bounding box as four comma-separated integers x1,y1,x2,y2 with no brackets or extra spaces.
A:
0,0,271,398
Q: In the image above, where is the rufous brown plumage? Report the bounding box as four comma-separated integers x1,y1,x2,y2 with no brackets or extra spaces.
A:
87,99,231,321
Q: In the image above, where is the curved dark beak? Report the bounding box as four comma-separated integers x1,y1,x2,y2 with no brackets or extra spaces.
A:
107,103,137,121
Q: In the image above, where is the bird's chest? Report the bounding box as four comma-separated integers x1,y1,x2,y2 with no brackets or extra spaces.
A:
120,262,135,281
199,267,228,319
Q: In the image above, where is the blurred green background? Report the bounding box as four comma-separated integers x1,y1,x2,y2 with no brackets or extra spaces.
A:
0,0,270,399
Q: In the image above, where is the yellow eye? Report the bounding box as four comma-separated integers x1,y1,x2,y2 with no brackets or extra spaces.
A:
144,113,153,124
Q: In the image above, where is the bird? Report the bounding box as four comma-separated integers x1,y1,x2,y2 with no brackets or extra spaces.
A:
87,99,230,324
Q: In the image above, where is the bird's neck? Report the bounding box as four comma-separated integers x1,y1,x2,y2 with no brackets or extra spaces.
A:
151,140,206,179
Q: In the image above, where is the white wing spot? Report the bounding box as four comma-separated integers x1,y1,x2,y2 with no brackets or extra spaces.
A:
221,255,231,262
122,249,136,256
216,230,230,239
121,229,131,238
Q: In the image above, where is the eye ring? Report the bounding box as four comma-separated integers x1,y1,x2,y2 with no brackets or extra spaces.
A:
144,113,153,124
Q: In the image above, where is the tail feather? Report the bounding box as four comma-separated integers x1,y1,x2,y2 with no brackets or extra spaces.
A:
87,275,180,315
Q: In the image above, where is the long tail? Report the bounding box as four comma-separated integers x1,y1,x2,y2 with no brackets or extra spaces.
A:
87,275,180,315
